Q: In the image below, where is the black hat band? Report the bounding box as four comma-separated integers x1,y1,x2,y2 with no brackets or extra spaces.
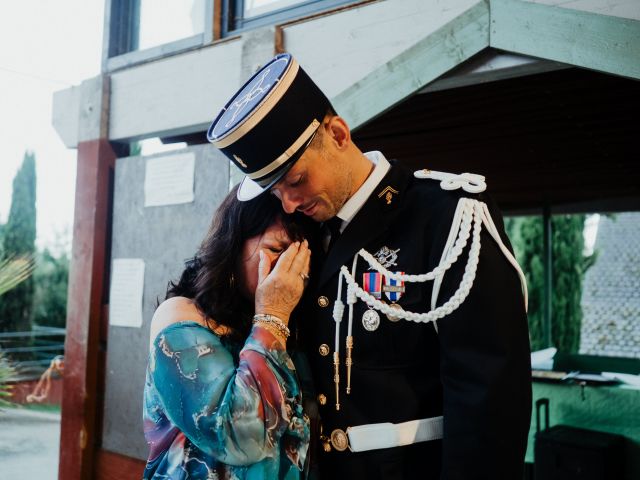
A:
248,118,320,182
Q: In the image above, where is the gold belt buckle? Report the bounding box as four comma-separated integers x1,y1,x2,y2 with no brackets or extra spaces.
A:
330,428,349,452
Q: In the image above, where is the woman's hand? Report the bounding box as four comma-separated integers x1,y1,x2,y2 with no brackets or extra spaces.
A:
254,239,311,324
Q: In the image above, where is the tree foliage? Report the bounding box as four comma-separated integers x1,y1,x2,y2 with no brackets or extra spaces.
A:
32,242,69,328
505,214,596,353
0,255,35,298
0,351,16,407
0,152,37,333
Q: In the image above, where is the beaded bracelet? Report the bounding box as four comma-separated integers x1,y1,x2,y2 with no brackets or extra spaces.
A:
252,314,290,339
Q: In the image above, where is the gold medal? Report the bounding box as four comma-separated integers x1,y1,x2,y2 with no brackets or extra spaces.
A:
387,302,403,322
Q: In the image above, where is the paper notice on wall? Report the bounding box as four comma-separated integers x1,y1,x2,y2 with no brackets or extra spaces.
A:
109,259,145,328
144,153,195,207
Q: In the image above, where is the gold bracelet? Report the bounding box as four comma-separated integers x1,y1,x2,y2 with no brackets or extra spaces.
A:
252,314,290,339
253,321,287,343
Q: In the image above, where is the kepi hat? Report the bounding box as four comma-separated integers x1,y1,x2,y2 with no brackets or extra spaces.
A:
207,53,332,201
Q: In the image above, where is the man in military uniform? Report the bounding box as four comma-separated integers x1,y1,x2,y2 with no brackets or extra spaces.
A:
208,53,532,479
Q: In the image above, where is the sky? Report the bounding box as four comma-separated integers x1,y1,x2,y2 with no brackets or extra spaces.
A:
0,0,105,252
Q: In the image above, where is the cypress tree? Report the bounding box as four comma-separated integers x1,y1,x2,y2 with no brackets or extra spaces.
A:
32,245,69,329
505,214,595,353
0,152,37,333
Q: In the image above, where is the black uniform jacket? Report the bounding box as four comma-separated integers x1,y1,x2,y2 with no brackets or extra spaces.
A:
302,163,532,480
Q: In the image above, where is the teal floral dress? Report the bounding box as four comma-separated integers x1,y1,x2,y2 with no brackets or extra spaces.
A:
143,321,310,479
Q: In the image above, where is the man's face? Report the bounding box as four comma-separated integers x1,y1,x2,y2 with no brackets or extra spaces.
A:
270,142,352,223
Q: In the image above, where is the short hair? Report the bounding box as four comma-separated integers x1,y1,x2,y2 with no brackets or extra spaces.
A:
308,107,337,151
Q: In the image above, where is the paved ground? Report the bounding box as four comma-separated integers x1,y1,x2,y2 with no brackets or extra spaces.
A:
0,407,60,480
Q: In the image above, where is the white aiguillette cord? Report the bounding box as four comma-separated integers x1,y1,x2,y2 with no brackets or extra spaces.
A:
332,273,344,411
331,198,529,403
331,256,358,411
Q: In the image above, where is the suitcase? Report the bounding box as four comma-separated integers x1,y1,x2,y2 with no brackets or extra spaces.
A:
534,398,626,480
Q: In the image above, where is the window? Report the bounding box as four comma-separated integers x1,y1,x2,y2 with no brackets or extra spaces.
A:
224,0,359,35
107,0,211,70
106,1,363,68
137,0,206,51
505,211,640,360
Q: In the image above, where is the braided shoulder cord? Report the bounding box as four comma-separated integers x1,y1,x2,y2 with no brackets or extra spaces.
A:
336,200,483,324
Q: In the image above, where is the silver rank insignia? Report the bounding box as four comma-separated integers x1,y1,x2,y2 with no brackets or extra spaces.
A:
371,246,400,270
362,308,381,331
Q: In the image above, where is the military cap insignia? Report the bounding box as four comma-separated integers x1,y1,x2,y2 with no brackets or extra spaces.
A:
233,154,247,169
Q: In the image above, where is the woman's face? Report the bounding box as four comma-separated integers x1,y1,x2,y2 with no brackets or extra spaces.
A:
238,219,294,300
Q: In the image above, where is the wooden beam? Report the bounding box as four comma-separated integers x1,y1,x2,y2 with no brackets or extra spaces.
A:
58,74,116,480
109,39,243,142
418,49,569,93
331,0,490,130
59,138,116,480
490,0,640,80
212,0,223,42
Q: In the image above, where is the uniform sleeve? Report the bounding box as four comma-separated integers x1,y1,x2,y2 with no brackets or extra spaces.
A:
149,322,310,468
431,192,532,480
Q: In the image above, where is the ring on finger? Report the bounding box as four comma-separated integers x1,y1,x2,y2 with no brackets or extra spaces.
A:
299,272,310,281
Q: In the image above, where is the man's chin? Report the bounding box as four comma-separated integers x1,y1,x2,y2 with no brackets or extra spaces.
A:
311,209,335,223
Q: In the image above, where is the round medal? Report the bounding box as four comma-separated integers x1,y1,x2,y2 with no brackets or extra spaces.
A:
386,302,403,322
330,429,349,451
362,308,381,331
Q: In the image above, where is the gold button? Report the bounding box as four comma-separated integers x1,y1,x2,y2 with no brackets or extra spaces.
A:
317,393,327,406
317,296,330,308
321,437,332,452
318,344,330,356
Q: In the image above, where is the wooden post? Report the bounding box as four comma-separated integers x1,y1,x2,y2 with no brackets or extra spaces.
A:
58,76,116,480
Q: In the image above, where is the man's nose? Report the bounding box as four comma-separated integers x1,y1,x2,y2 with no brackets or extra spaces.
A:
279,191,302,214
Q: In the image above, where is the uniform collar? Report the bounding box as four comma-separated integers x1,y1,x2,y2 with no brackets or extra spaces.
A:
318,162,413,287
335,151,390,231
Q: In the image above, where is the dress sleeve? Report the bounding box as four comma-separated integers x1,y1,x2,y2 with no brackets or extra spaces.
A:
149,321,310,468
430,192,532,479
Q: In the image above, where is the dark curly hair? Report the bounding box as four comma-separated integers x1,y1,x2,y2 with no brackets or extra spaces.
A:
165,184,315,343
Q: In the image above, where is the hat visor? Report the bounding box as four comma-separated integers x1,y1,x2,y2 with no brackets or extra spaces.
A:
237,160,295,201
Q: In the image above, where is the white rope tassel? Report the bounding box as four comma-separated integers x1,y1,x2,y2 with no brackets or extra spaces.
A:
339,201,483,323
332,271,345,410
347,255,359,337
333,271,345,353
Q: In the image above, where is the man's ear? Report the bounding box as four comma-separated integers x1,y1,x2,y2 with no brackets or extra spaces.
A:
327,116,351,151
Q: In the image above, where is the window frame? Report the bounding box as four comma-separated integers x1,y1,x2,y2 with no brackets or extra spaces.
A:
504,198,640,368
221,0,360,37
104,0,215,72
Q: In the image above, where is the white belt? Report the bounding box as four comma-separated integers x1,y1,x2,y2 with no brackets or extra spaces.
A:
330,416,444,452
